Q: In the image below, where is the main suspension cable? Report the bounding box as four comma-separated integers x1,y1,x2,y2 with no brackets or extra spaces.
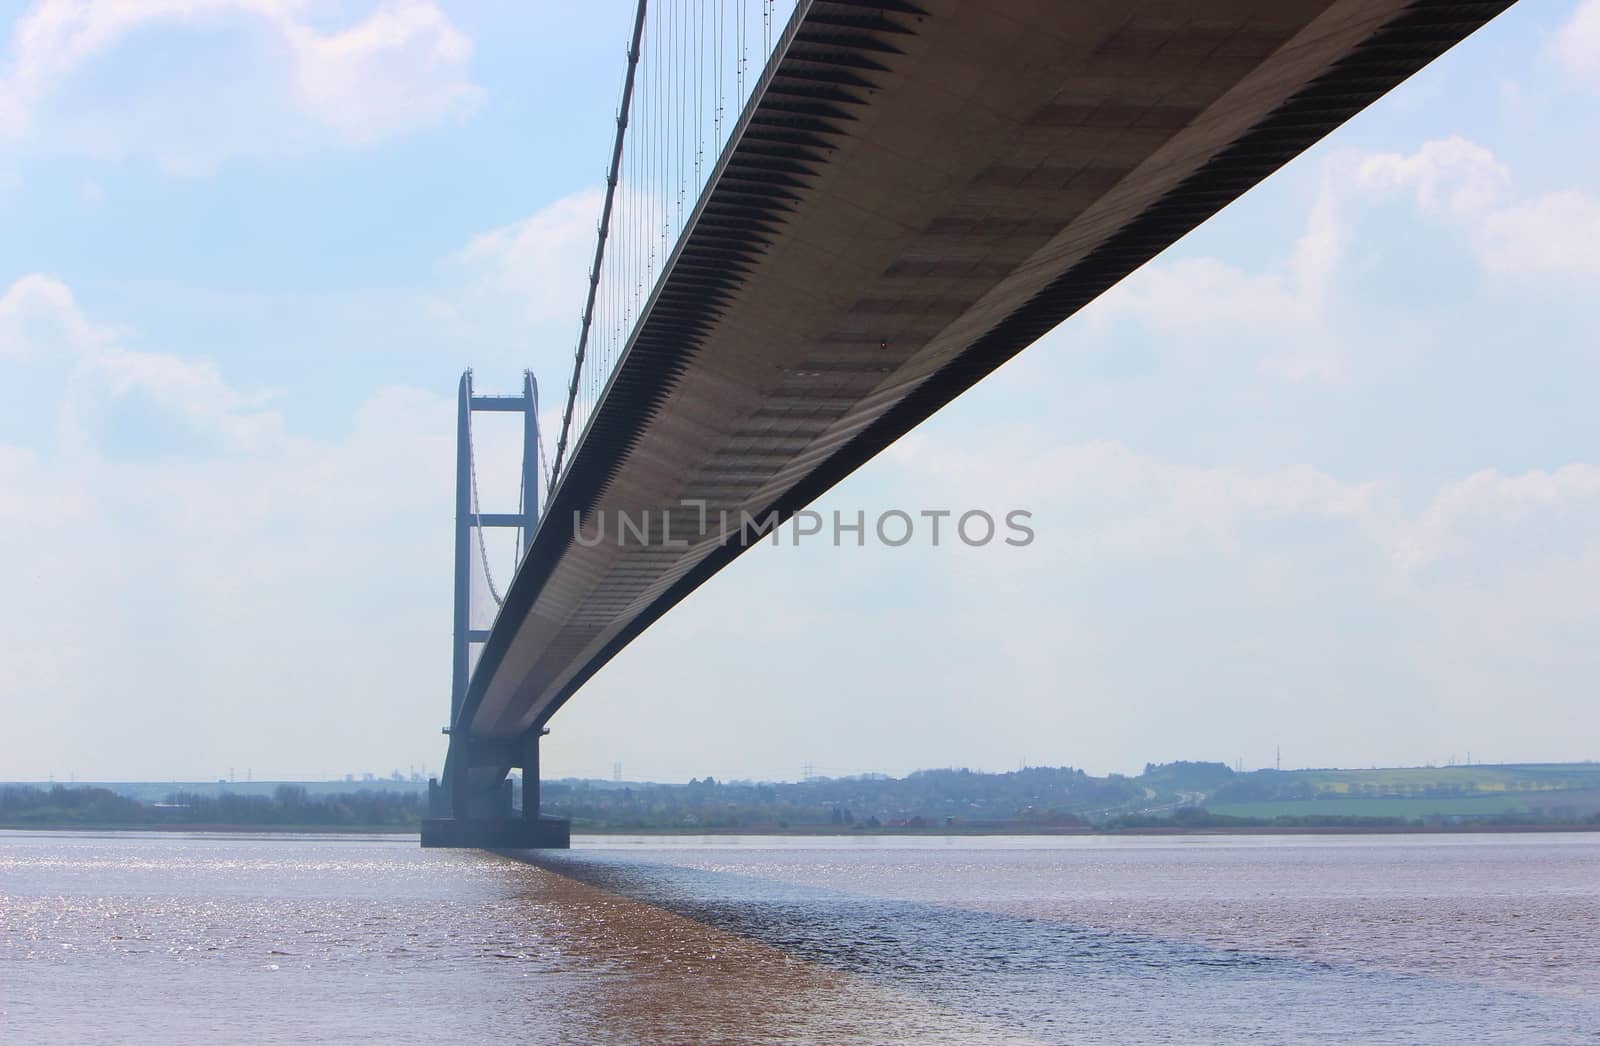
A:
548,0,650,501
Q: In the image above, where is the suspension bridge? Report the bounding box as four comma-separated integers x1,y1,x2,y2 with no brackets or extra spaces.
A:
423,0,1516,847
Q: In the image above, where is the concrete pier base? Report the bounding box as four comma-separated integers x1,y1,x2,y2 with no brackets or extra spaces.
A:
421,815,570,849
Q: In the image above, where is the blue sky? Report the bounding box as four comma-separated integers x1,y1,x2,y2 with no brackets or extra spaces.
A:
2,1,1598,783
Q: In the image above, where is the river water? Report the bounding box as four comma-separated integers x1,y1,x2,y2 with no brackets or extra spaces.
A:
2,831,1597,1043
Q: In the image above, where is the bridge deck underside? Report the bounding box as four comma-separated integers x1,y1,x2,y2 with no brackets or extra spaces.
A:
459,0,1511,750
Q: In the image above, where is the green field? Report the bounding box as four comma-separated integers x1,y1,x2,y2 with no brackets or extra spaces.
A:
1209,795,1533,819
1268,763,1600,795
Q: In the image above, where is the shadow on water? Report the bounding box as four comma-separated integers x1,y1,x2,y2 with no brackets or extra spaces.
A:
512,849,1597,1044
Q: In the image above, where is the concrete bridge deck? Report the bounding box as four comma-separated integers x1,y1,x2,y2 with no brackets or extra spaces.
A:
442,0,1512,821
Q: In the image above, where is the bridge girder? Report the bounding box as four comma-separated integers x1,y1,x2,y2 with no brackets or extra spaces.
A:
453,0,1515,767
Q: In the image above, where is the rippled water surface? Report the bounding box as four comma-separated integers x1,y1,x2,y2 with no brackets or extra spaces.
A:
3,831,1598,1043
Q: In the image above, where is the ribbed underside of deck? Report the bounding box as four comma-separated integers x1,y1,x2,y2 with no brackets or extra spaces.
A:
460,0,1514,743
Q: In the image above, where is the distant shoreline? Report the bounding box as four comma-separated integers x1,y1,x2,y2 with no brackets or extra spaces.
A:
576,823,1600,837
8,764,1599,838
0,823,415,835
6,822,1600,838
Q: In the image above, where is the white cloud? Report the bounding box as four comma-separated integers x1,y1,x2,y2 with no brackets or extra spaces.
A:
0,272,110,358
6,269,1598,779
1084,162,1355,381
888,425,1600,636
0,442,89,525
1,273,283,452
656,423,1600,775
0,274,459,779
62,342,287,454
418,187,607,404
1088,181,1342,341
1477,190,1600,277
1088,134,1597,388
1389,464,1600,576
443,188,604,327
0,381,460,779
0,0,481,165
887,430,1377,562
283,0,479,146
1358,136,1600,279
1091,257,1305,338
1356,136,1510,217
1553,0,1600,88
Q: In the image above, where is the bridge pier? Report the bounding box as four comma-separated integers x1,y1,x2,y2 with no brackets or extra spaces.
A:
423,369,567,849
521,729,541,824
423,728,569,849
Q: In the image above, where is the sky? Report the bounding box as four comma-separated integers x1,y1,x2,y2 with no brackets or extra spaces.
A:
2,1,1598,785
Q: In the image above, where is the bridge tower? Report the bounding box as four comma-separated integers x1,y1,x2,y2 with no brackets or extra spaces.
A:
424,369,570,848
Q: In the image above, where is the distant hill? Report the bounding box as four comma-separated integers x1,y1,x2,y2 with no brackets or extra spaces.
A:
1139,761,1236,792
6,761,1597,832
0,779,429,802
0,784,423,829
1206,762,1600,823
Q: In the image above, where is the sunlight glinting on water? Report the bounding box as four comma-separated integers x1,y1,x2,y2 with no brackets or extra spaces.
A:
4,831,1598,1044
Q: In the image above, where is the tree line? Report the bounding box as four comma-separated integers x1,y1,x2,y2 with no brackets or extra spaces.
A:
0,784,423,828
